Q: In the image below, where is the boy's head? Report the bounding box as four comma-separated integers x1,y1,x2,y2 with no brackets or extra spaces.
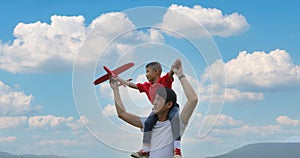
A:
152,87,177,114
145,62,162,83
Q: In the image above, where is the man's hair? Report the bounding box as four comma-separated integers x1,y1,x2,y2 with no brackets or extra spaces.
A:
146,62,162,74
156,87,177,106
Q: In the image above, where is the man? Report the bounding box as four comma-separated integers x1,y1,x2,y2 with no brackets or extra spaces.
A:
110,59,198,158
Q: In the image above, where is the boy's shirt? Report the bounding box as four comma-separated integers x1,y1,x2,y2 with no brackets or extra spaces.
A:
136,73,173,103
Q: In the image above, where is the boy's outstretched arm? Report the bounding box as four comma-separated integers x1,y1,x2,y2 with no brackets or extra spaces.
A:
172,59,198,126
110,78,143,128
116,76,138,89
169,62,175,78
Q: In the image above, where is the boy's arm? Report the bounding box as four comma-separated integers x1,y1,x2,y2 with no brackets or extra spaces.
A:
169,66,175,78
116,76,138,89
110,79,143,128
172,59,198,126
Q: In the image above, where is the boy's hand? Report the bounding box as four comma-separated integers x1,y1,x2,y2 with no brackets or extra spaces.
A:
171,58,183,76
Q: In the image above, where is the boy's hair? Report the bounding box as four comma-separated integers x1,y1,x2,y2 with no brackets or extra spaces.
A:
146,62,162,74
156,87,177,106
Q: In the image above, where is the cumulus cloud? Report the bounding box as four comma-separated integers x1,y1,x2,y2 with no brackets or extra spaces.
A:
37,139,81,146
276,115,300,126
27,115,91,135
0,136,17,143
0,13,164,73
0,81,39,115
193,113,244,128
224,88,263,104
213,124,281,137
0,116,27,129
158,4,249,38
0,15,86,73
203,49,300,91
28,115,74,128
102,104,117,116
192,113,280,137
66,115,92,131
198,82,263,104
0,114,90,138
183,113,300,146
200,115,300,138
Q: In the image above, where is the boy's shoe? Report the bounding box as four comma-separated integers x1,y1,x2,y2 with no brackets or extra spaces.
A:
174,148,182,158
131,149,149,158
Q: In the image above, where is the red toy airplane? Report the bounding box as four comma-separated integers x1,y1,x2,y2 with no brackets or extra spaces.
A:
93,62,134,85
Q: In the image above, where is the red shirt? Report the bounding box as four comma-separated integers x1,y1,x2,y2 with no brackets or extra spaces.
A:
137,73,174,103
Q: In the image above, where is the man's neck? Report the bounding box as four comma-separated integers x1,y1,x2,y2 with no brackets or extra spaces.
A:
157,113,168,122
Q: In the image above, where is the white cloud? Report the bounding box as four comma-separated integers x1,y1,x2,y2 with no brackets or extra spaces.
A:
27,115,91,135
88,12,135,38
0,81,38,115
198,82,263,104
0,15,86,73
102,104,117,116
0,136,17,143
183,113,300,148
276,115,300,126
66,115,93,132
99,83,112,97
0,13,164,73
37,139,81,146
205,49,300,90
193,113,244,128
158,4,249,38
213,124,281,137
224,88,264,104
213,114,244,127
28,115,74,128
0,116,27,129
207,115,300,137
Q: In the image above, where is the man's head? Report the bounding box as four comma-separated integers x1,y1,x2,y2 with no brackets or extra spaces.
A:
145,62,162,83
152,87,177,115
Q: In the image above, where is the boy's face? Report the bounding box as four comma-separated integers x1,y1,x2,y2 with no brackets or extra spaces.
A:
146,67,158,83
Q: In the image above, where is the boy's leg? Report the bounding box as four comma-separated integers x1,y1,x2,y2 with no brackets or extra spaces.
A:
168,103,181,141
131,112,158,158
168,103,182,157
143,112,158,149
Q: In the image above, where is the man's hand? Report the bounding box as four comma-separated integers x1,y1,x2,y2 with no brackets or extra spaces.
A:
171,58,183,76
109,77,119,89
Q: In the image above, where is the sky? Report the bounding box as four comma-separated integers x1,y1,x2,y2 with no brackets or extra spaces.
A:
0,0,300,158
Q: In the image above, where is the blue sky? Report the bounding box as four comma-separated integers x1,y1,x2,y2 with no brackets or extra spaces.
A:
1,0,300,158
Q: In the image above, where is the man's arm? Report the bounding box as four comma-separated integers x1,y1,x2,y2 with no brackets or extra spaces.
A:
116,76,138,89
172,59,198,126
110,79,143,128
178,76,198,125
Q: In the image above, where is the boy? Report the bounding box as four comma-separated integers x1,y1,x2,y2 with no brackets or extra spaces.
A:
116,61,182,158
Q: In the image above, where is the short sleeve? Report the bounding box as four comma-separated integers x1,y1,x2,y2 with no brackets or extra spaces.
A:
137,83,147,93
160,73,174,88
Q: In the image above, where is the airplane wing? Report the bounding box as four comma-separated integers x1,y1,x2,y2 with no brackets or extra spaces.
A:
93,74,110,85
93,62,134,85
112,62,134,75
